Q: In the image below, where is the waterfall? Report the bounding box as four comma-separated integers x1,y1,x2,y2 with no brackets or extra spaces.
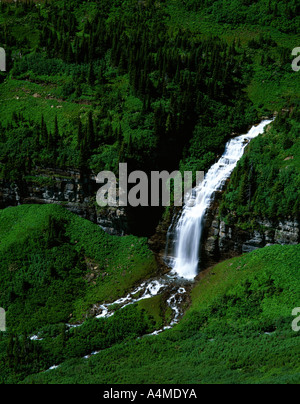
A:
32,120,274,362
167,120,273,281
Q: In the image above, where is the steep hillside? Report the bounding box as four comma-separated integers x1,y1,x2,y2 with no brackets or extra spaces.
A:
0,0,299,386
200,110,300,266
0,204,160,383
220,110,300,226
1,0,299,235
0,204,157,332
20,244,300,384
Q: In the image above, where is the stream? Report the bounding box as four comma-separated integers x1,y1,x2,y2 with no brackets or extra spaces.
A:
39,120,273,369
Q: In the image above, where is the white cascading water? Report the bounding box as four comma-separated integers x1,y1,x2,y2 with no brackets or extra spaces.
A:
35,120,273,370
170,120,273,281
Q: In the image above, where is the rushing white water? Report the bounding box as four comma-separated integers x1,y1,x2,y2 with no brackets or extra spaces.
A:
94,276,187,327
169,120,273,281
34,120,274,371
95,280,167,319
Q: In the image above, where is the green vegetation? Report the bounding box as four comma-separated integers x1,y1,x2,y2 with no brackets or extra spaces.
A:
0,204,158,383
4,0,297,181
0,0,299,385
172,0,299,31
220,109,300,228
0,204,156,332
1,1,298,231
15,244,300,384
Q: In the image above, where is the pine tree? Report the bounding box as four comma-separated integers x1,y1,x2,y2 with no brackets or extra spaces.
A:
40,115,48,146
86,111,95,150
77,118,83,146
87,62,95,86
54,115,59,143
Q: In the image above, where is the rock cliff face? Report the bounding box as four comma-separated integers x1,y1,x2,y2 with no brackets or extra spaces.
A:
1,168,298,270
151,192,299,272
0,167,128,236
201,201,299,268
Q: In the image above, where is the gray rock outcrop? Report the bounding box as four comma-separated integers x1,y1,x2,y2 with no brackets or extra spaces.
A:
202,208,299,267
0,167,128,236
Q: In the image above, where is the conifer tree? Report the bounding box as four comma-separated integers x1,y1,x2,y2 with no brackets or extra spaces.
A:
88,62,95,86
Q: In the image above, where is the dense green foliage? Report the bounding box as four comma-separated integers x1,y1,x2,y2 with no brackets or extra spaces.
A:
1,0,298,234
14,244,300,384
1,206,297,384
3,2,252,174
183,0,300,33
0,303,159,384
0,0,299,385
0,204,158,382
0,204,156,333
2,0,294,182
220,109,300,227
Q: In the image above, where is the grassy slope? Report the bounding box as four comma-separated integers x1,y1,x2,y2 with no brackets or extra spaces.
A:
0,3,148,169
0,204,157,334
1,0,299,145
22,244,300,384
0,79,90,133
166,0,300,112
